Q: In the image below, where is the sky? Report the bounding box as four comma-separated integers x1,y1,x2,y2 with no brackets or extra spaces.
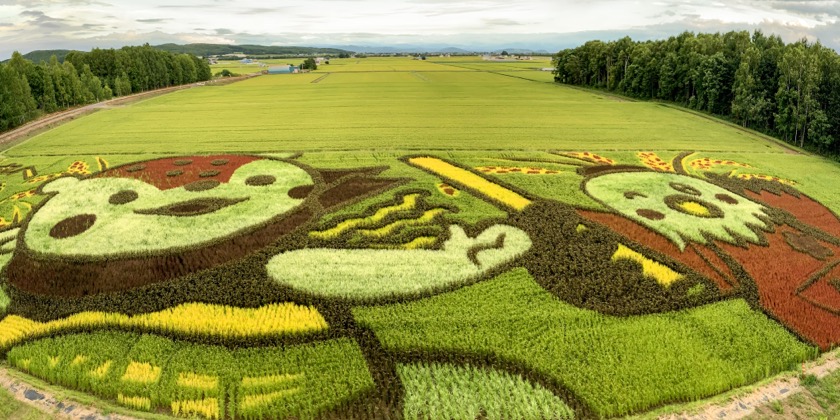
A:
0,0,839,59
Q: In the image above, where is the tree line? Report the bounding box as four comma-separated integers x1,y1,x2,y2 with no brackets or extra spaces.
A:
552,31,840,157
0,44,212,132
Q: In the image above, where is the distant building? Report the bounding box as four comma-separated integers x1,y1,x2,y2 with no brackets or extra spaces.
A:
239,58,253,64
267,65,300,74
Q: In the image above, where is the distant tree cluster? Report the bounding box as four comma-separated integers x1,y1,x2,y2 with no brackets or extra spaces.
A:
553,31,840,158
300,58,318,71
0,44,211,132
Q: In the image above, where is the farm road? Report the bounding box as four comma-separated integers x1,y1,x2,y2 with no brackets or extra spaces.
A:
0,366,139,419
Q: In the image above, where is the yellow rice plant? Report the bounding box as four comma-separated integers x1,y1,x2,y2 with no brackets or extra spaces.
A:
357,208,446,238
241,373,302,388
89,360,112,380
0,302,327,350
612,244,683,287
408,157,531,211
310,193,420,239
121,361,162,384
239,389,300,413
117,393,152,411
48,356,60,368
177,372,219,391
171,398,220,419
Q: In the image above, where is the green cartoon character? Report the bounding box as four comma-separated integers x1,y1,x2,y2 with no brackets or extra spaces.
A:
5,155,400,297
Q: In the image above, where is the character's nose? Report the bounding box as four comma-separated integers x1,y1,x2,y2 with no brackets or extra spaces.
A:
50,214,96,239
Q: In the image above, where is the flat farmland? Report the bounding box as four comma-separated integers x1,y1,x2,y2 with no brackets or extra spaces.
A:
6,57,793,156
2,57,840,420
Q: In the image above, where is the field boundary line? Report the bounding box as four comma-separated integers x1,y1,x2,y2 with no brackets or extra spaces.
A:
311,73,331,83
411,71,430,82
432,61,555,85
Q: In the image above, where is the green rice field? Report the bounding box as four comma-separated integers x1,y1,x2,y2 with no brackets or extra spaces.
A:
2,56,840,419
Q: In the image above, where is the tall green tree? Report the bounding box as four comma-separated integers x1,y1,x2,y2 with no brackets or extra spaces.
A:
0,63,37,131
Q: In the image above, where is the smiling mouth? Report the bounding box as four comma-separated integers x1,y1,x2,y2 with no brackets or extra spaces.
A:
134,197,249,217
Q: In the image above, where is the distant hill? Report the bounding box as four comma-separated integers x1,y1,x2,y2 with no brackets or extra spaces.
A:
152,43,352,57
10,49,76,63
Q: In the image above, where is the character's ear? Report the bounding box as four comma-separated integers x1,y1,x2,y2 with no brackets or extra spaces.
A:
42,177,80,194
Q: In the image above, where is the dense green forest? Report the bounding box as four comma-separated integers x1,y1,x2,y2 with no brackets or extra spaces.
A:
552,31,840,157
0,45,211,132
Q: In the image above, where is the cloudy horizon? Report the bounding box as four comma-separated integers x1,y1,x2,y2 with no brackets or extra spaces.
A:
0,0,838,60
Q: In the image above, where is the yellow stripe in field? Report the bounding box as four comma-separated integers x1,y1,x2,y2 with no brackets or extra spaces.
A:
408,157,531,211
0,302,327,351
612,244,683,287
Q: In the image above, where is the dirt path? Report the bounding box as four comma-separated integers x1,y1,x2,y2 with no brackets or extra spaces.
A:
0,74,259,150
661,351,840,419
0,366,139,419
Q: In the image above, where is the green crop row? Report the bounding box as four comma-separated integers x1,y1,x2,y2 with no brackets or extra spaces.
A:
7,332,374,419
354,268,816,418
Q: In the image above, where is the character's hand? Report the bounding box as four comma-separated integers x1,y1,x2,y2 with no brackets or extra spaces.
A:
266,224,531,299
0,227,20,270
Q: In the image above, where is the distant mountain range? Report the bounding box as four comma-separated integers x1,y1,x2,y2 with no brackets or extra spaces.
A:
319,45,551,54
153,43,351,56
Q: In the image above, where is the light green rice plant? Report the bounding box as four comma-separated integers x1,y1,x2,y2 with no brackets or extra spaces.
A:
268,224,531,299
399,362,574,420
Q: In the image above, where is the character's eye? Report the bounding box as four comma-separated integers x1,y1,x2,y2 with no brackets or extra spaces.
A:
109,190,138,205
637,209,665,220
50,214,96,238
715,193,738,205
245,175,276,186
624,191,647,200
665,195,724,218
669,182,701,196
